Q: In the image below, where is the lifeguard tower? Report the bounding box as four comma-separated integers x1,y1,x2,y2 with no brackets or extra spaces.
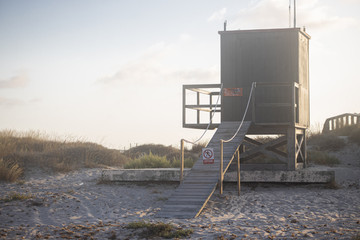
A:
157,27,311,218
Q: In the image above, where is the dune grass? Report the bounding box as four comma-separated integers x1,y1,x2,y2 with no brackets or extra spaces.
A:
307,132,346,151
307,124,360,151
1,192,33,202
0,158,23,182
124,152,196,169
307,150,340,166
0,130,129,177
126,221,193,239
349,127,360,145
123,143,203,169
0,129,205,181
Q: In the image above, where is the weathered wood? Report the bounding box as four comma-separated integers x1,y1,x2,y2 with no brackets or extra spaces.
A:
237,150,241,196
180,139,184,182
287,127,296,170
241,136,288,162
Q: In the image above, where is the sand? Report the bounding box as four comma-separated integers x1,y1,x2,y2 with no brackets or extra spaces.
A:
1,145,359,239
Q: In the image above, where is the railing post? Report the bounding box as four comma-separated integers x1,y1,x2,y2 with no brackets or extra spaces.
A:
220,140,224,195
209,93,213,125
237,149,241,196
197,92,200,124
180,139,184,182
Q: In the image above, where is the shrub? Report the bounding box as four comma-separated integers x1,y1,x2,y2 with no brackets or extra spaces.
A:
125,143,200,168
125,144,180,159
349,127,360,145
0,158,23,182
171,157,197,168
124,151,197,169
126,221,193,239
331,124,360,137
1,192,32,202
308,133,346,151
189,141,207,154
124,152,171,169
308,150,340,166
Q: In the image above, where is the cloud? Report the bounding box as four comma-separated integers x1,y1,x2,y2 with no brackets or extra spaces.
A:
97,37,218,86
0,72,29,89
169,67,219,83
29,98,42,103
0,97,41,107
229,0,358,31
97,41,172,85
207,8,227,22
0,97,24,106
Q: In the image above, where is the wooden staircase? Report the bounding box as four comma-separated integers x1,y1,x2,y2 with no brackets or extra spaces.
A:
156,121,251,218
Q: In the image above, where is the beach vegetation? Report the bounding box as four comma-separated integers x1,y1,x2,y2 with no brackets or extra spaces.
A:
307,132,346,151
126,221,193,238
307,150,340,166
1,191,33,202
349,127,360,145
0,158,23,182
124,152,170,168
0,130,129,173
124,152,195,169
188,141,207,153
330,124,360,137
125,143,200,165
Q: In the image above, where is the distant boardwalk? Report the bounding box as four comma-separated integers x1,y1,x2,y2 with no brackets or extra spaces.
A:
322,113,360,133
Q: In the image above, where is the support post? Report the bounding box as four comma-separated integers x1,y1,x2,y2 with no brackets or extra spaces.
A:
220,140,224,195
209,93,213,124
287,127,296,171
237,149,241,196
197,92,200,124
180,139,184,182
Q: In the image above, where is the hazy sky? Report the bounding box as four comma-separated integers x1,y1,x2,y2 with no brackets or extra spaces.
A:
1,0,359,149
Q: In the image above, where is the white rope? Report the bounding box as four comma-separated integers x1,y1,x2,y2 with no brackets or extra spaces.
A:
183,83,223,145
222,82,256,143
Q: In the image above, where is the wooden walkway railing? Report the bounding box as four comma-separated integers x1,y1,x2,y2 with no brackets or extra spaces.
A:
322,113,360,133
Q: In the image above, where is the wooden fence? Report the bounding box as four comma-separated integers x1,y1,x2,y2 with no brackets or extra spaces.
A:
322,113,360,133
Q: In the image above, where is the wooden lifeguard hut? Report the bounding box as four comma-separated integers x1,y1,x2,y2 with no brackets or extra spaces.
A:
157,27,311,219
184,27,310,171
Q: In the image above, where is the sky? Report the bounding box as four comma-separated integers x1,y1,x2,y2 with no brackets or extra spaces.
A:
0,0,359,149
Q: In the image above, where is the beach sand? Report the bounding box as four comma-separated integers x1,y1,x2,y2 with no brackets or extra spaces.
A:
1,145,359,239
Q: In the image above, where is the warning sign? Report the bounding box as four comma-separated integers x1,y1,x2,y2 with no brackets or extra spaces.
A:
223,88,243,96
202,148,214,164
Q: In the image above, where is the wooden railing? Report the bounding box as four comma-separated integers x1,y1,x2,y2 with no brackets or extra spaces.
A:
322,113,360,133
182,84,222,129
252,82,301,125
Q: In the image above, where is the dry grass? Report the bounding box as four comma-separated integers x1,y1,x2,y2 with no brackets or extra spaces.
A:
126,221,193,239
349,127,360,145
307,150,340,166
0,130,129,175
307,132,346,151
124,143,201,168
0,158,23,182
124,152,195,169
1,192,33,202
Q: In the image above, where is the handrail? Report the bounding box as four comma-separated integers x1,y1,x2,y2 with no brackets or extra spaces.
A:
183,84,222,129
180,84,223,182
219,82,256,194
322,113,360,133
